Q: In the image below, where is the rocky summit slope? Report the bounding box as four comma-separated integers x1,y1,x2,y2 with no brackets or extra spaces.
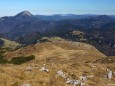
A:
0,41,114,86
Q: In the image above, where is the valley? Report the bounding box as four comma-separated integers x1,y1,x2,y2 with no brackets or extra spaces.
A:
0,11,115,56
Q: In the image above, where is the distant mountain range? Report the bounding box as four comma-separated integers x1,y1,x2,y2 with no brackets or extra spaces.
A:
0,11,115,56
0,11,115,34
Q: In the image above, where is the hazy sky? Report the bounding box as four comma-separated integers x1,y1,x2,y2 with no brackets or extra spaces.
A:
0,0,115,17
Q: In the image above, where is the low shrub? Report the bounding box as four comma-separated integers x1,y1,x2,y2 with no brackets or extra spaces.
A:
10,55,35,65
0,54,7,64
0,54,35,65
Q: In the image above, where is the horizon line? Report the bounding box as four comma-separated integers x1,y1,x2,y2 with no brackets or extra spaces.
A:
0,11,115,17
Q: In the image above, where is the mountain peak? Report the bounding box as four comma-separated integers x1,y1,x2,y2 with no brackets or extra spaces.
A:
15,11,33,17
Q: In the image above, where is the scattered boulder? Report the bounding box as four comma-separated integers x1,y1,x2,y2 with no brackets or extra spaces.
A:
39,67,49,72
114,72,115,75
66,78,81,86
21,83,30,86
26,66,33,71
107,69,113,80
80,82,85,86
57,70,66,79
25,64,39,71
80,75,87,82
57,69,94,86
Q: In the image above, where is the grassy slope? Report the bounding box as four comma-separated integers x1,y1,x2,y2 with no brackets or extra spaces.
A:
0,41,114,86
0,38,21,49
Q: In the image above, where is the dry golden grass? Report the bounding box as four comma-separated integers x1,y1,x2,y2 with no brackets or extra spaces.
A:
40,36,65,42
4,41,105,60
71,30,84,36
0,38,21,49
0,41,114,86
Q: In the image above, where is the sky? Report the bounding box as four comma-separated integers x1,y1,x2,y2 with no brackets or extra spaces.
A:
0,0,115,17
